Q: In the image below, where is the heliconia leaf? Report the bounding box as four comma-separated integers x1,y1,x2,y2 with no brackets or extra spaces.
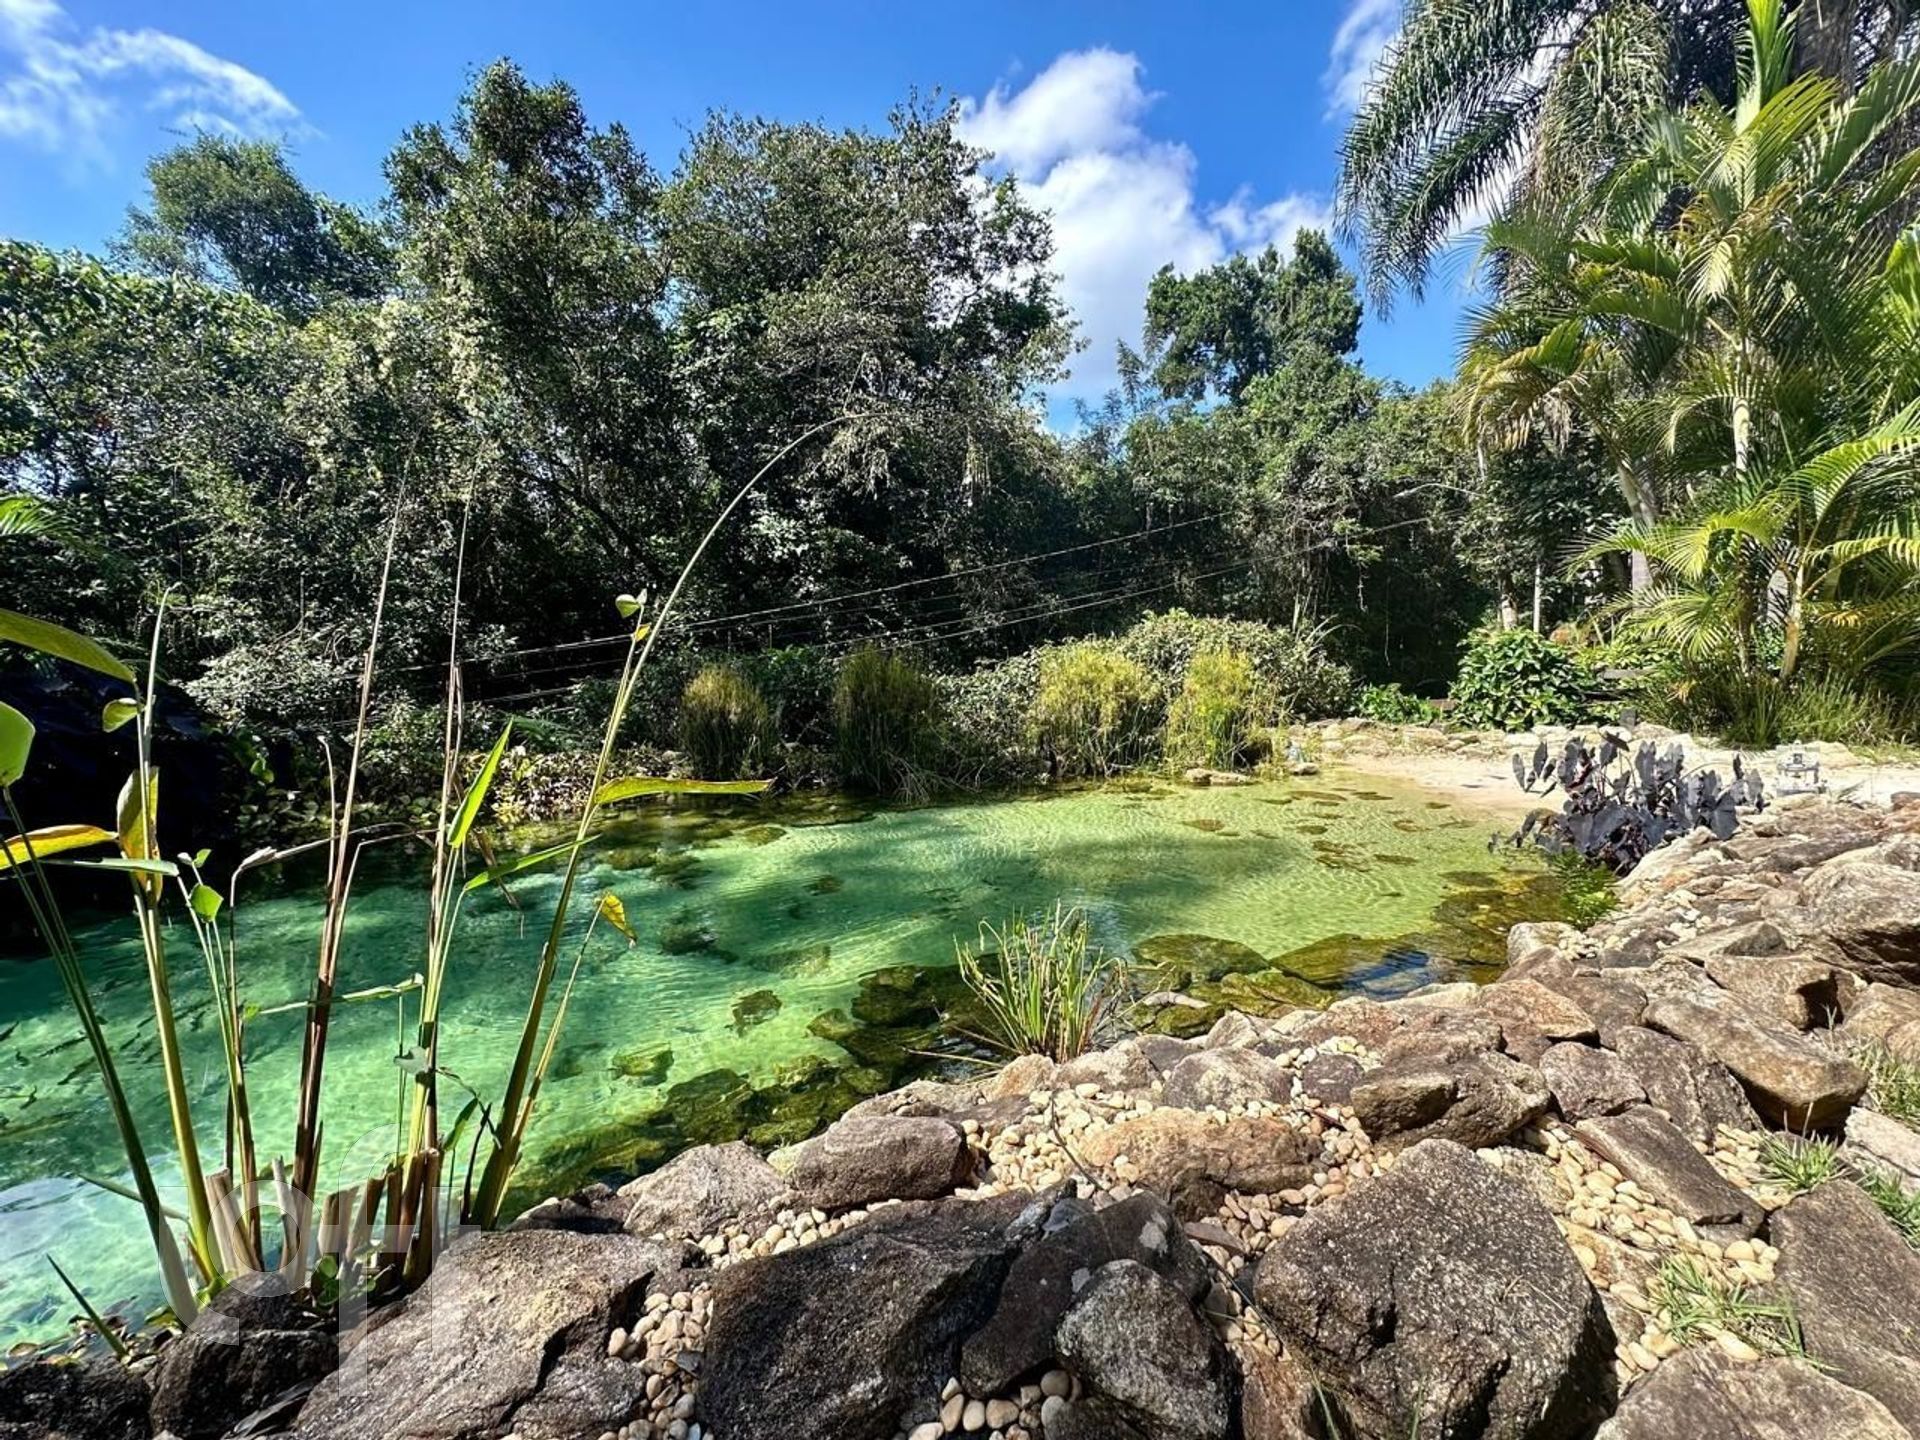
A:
450,722,513,849
462,837,591,894
0,823,115,871
57,856,179,878
101,698,139,733
0,608,135,683
597,891,636,945
594,776,772,806
189,883,222,922
116,770,161,898
0,702,32,786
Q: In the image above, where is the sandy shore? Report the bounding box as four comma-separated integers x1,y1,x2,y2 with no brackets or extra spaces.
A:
1319,726,1920,819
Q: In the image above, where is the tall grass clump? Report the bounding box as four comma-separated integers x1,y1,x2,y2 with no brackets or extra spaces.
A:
1164,647,1264,770
834,646,940,799
956,903,1128,1061
1031,641,1159,778
679,663,775,780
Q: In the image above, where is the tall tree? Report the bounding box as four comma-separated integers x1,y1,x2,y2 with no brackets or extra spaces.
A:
119,136,392,317
1141,231,1362,402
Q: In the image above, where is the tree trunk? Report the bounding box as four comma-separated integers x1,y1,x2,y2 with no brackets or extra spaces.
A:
1615,460,1660,591
1794,0,1861,88
1532,562,1545,633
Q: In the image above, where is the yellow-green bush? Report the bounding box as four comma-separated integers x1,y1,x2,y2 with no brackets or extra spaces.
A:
1164,647,1266,769
679,663,775,779
1031,642,1159,777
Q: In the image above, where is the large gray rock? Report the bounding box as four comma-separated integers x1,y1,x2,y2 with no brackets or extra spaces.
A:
1845,1108,1920,1190
961,1191,1208,1395
701,1192,1042,1440
1610,1026,1760,1142
1161,1047,1292,1110
1804,853,1920,986
1772,1179,1920,1432
0,1357,148,1440
1476,979,1598,1057
1704,954,1839,1030
1840,984,1920,1063
1595,1346,1913,1440
1576,1105,1761,1234
1055,1260,1230,1440
618,1140,790,1238
1645,996,1865,1129
1079,1109,1316,1218
294,1229,684,1440
1350,1051,1549,1152
788,1113,970,1209
1534,975,1648,1047
1539,1042,1646,1122
148,1271,334,1439
1253,1139,1613,1440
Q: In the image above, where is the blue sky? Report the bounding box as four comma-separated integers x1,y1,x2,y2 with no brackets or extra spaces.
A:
0,0,1473,405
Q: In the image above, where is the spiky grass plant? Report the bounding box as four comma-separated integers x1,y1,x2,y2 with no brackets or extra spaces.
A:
1859,1170,1920,1250
1654,1256,1805,1358
956,903,1129,1063
1861,1045,1920,1126
1756,1132,1845,1194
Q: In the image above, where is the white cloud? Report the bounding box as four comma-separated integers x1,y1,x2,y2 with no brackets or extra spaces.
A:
957,48,1332,401
0,0,302,164
1324,0,1400,115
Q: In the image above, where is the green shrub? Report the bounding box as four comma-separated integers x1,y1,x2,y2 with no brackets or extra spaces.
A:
679,663,775,779
1450,628,1588,731
955,903,1129,1061
744,645,837,746
834,646,941,798
1637,663,1918,748
938,653,1043,789
1118,610,1353,720
1165,647,1266,769
1032,642,1160,777
1356,682,1441,725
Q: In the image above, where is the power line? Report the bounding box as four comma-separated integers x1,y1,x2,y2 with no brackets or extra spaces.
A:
388,509,1228,676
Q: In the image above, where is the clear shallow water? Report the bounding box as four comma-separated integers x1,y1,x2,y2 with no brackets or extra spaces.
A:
0,775,1554,1343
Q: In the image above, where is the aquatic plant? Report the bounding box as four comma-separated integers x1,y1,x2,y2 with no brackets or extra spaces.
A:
1031,641,1159,778
679,663,776,780
1501,733,1765,874
955,903,1129,1061
833,646,940,799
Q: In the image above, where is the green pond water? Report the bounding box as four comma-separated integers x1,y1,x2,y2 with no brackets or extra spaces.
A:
0,774,1563,1344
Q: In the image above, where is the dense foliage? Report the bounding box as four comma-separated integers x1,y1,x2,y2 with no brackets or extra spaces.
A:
1450,629,1591,731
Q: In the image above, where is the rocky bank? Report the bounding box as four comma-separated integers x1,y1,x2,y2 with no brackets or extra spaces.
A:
8,794,1920,1440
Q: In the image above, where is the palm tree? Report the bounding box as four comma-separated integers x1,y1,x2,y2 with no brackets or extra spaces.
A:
1337,0,1918,305
1464,0,1920,689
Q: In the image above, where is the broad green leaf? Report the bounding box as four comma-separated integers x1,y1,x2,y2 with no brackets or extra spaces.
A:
0,608,134,683
594,776,772,806
0,823,115,870
614,592,646,619
450,722,513,849
115,770,161,898
56,856,180,878
0,702,32,786
189,883,222,922
462,837,590,893
101,698,139,733
597,891,636,944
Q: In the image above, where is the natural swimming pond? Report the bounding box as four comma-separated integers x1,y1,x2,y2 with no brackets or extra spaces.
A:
0,773,1569,1343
